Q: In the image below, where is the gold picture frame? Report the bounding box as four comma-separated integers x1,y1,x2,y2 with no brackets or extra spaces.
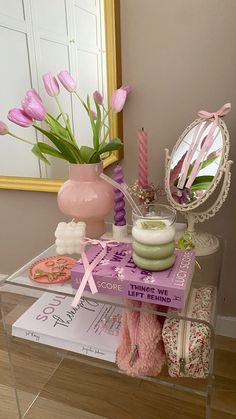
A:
0,0,122,193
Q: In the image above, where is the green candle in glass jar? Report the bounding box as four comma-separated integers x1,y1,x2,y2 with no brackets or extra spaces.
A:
132,204,176,271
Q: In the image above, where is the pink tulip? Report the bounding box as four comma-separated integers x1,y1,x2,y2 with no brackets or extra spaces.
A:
57,70,76,92
28,88,43,103
91,110,97,119
207,147,222,159
93,90,103,105
43,72,60,97
22,91,46,121
111,88,127,112
121,84,132,95
7,108,33,127
0,121,9,135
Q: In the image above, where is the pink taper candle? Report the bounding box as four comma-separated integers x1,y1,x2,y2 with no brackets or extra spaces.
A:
138,128,148,187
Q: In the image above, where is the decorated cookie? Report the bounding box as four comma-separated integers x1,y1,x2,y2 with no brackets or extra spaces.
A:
29,256,77,284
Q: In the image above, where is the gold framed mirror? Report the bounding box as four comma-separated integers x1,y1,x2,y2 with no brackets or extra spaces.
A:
0,0,122,193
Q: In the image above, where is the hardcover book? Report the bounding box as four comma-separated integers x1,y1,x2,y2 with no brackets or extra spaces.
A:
71,243,195,309
12,293,121,362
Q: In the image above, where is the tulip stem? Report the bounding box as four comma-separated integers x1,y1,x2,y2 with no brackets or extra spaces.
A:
9,132,34,145
99,108,113,149
101,107,111,128
74,92,89,112
54,96,75,144
99,125,111,150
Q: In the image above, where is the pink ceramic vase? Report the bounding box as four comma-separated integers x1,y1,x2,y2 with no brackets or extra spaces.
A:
57,162,113,238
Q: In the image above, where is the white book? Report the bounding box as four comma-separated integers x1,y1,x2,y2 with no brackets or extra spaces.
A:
12,293,121,362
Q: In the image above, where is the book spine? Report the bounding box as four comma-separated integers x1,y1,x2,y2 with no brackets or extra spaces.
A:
124,282,184,309
12,326,115,363
72,274,185,309
71,273,124,298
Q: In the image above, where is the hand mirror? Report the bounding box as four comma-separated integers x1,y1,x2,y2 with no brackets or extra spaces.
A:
165,103,233,256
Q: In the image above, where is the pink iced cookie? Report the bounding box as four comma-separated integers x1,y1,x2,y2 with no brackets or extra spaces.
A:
29,256,77,284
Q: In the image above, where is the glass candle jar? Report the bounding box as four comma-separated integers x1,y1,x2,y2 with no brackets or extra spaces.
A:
132,204,176,271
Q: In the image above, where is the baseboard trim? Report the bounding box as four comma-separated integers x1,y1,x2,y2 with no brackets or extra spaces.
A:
216,315,236,338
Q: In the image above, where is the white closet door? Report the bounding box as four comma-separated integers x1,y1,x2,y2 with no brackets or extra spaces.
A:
0,1,41,177
0,0,107,179
30,0,72,179
71,0,107,147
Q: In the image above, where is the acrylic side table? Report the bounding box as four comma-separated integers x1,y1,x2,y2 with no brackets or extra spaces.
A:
0,239,225,419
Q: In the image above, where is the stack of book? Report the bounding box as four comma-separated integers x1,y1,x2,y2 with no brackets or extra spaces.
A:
71,243,195,309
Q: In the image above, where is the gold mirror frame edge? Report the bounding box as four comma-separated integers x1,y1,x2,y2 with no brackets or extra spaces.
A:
0,0,122,193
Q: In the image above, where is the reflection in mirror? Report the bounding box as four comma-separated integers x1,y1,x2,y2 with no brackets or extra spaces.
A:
0,0,122,192
169,121,223,205
165,106,232,256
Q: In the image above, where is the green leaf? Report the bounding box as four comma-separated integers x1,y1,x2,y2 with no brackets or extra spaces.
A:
34,142,67,161
46,113,76,145
56,113,62,121
34,125,80,163
192,175,214,185
31,144,50,164
79,146,97,163
200,155,219,170
98,138,123,155
191,182,213,191
89,152,101,163
191,175,214,191
46,113,70,138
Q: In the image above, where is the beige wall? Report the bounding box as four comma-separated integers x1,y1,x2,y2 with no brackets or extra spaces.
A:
119,0,236,316
0,0,236,316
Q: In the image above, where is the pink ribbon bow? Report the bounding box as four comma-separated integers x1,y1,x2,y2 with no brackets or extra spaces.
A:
71,238,119,308
198,102,231,123
177,103,231,191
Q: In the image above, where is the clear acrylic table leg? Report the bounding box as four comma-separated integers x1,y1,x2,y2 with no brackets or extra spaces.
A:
0,291,65,419
0,293,22,418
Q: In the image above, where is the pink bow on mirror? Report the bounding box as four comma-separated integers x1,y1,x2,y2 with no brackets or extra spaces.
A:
198,103,231,123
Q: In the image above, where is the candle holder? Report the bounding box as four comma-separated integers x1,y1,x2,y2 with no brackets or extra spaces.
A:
132,204,176,271
112,223,129,241
112,164,129,241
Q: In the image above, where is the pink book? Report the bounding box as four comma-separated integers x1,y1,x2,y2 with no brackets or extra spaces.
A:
71,243,195,309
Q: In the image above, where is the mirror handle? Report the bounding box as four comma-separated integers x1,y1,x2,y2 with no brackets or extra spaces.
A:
164,148,171,162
